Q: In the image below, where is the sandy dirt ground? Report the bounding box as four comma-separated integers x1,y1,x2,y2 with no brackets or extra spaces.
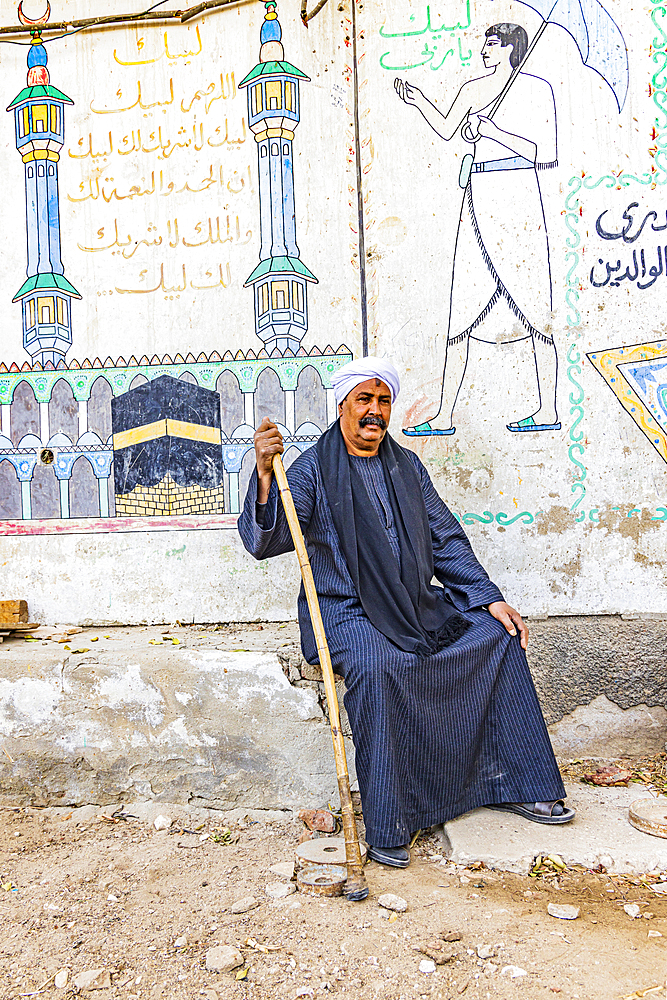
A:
1,804,666,1000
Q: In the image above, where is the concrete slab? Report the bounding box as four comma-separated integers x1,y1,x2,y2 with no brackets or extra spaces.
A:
445,781,667,875
0,622,354,810
0,620,665,818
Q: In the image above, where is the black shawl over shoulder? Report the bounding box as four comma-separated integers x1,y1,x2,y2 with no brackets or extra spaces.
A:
315,421,470,656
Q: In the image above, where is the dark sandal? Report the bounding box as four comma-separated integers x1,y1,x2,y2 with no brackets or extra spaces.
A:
367,844,411,867
485,800,575,825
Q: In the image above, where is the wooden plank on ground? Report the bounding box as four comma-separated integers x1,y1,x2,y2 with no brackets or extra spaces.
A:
0,600,28,623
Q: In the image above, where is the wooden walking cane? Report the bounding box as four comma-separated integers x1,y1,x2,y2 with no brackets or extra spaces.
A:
272,453,369,901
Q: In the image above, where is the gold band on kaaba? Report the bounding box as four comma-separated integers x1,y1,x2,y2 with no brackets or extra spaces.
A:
113,419,222,451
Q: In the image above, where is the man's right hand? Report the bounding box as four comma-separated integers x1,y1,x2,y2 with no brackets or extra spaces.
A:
254,417,284,502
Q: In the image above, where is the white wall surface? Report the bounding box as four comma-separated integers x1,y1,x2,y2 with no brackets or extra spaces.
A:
0,0,664,622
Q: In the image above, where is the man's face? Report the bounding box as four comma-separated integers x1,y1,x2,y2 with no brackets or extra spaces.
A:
481,34,512,70
338,378,392,455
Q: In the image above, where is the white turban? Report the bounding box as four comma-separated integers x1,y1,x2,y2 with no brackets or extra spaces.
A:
331,357,400,406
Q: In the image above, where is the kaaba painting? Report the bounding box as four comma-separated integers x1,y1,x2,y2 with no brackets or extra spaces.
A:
112,375,225,517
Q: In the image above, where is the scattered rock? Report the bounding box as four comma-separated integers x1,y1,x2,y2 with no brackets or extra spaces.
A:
269,862,295,880
295,989,314,998
54,969,68,989
413,942,457,965
547,903,580,921
624,903,641,919
460,875,470,884
476,944,496,960
298,809,336,833
443,931,462,942
649,930,663,938
419,959,436,974
298,830,314,844
652,882,667,894
484,962,498,975
583,766,633,786
265,881,297,899
501,965,527,978
230,896,260,914
378,893,408,913
73,969,112,990
205,945,244,973
598,854,614,869
153,815,172,831
174,935,188,947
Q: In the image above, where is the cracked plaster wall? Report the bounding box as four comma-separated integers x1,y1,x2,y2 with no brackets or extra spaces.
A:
526,614,667,758
0,615,665,810
0,644,355,810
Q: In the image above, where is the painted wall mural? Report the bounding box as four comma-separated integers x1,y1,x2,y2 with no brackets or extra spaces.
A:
9,3,80,367
0,0,350,527
391,0,628,442
0,0,663,617
396,24,561,437
349,0,667,610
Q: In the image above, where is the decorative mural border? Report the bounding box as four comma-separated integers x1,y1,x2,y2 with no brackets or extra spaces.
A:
450,506,667,526
8,505,664,537
0,512,240,536
0,346,351,402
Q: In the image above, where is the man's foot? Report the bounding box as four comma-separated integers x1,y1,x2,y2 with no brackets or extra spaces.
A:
402,421,456,437
367,844,411,867
485,800,575,824
507,415,561,433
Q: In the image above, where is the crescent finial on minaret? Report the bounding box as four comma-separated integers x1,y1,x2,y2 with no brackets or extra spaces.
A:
20,2,51,83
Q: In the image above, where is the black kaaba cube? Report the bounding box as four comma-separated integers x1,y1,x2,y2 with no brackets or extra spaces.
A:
112,375,224,516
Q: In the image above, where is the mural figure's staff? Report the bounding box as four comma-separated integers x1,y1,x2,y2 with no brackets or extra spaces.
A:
397,23,560,437
238,357,574,871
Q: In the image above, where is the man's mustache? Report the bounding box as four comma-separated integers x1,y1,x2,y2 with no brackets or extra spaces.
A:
359,415,387,429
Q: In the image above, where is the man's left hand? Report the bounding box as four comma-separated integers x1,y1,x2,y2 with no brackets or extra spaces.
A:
487,602,529,649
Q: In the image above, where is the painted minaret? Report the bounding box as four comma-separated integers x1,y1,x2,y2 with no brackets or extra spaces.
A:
239,1,317,353
7,7,80,367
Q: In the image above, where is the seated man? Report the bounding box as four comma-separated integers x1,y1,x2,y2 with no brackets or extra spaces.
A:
238,357,573,868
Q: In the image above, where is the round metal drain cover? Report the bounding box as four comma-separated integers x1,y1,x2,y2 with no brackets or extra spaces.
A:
296,836,367,867
297,863,347,896
629,798,667,839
